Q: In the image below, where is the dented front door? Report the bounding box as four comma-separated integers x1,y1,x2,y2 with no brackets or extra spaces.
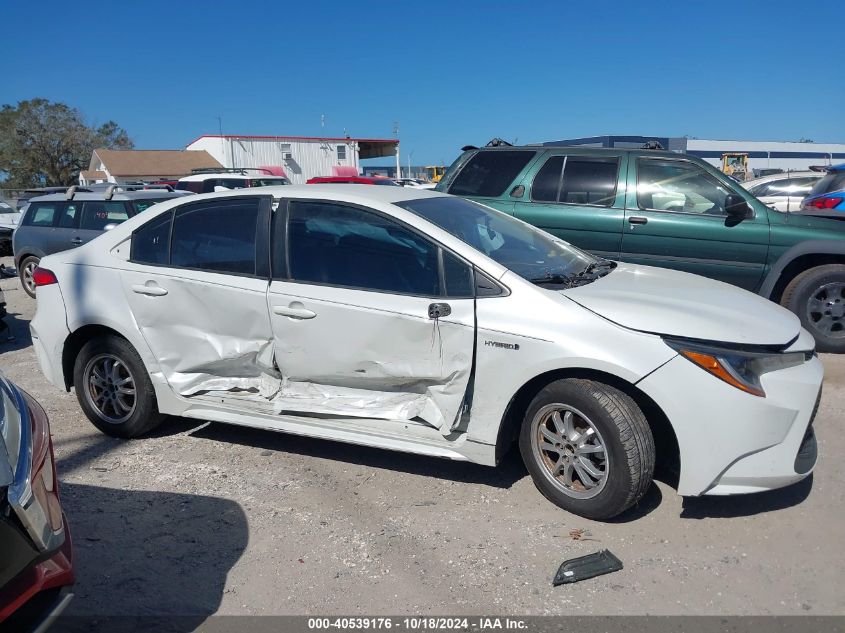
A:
265,199,476,433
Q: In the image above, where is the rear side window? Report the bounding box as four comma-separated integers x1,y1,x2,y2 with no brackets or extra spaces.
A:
58,203,80,228
132,198,168,214
202,178,248,193
23,203,60,227
448,151,535,197
531,156,618,206
441,250,474,297
170,199,260,275
808,171,845,197
80,201,129,230
287,201,441,296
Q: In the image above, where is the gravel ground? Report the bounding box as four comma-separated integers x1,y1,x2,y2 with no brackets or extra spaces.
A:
1,257,843,618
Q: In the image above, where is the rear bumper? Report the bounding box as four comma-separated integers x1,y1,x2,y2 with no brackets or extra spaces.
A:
29,285,70,390
638,351,823,496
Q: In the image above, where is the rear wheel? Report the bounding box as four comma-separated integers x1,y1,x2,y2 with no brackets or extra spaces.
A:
519,378,655,520
781,264,845,353
19,256,39,298
73,335,165,437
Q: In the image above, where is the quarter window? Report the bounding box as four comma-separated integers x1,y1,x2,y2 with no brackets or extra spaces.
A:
170,199,260,274
637,159,734,216
448,151,536,198
287,201,441,296
80,201,129,230
131,212,172,266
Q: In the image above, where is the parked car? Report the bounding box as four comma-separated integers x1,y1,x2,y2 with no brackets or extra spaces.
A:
395,178,436,189
436,145,845,352
306,176,399,185
28,186,821,519
801,164,845,214
0,201,21,256
12,185,191,298
743,171,823,212
176,170,291,193
0,372,74,628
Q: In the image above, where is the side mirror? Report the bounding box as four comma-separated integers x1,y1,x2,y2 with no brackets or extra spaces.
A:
724,193,752,219
103,223,118,231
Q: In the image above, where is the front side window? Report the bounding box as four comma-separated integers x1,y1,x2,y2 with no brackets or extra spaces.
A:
637,159,734,216
170,199,260,274
23,203,60,227
287,201,440,296
80,201,129,230
398,197,597,284
448,150,536,198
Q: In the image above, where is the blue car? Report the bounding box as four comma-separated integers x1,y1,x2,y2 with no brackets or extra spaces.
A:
802,164,845,213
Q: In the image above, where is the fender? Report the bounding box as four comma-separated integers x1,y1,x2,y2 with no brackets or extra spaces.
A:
759,239,845,298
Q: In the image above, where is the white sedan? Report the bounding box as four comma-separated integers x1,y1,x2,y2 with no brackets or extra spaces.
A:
28,186,822,519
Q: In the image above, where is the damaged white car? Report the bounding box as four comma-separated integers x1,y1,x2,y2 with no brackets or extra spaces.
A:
29,186,822,518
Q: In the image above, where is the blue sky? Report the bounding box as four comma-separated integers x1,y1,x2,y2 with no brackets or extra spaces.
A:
3,0,843,165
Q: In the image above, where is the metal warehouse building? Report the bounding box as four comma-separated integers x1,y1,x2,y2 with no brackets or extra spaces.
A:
545,135,845,172
186,134,400,184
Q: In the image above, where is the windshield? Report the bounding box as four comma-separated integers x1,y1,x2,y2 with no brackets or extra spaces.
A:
397,196,600,284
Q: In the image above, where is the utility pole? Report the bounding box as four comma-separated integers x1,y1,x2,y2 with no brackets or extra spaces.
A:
392,121,400,179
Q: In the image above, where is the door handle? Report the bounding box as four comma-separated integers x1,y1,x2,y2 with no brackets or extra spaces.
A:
628,216,648,225
273,305,316,319
71,237,84,245
131,283,168,297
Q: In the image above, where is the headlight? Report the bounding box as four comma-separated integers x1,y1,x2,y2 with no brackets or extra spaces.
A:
664,338,808,397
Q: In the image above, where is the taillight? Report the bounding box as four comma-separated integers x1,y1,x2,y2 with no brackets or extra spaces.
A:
32,266,58,287
804,196,844,210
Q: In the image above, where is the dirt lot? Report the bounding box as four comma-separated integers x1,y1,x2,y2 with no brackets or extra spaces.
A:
2,257,844,618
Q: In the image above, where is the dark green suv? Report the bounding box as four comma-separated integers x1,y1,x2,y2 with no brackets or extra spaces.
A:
436,145,845,352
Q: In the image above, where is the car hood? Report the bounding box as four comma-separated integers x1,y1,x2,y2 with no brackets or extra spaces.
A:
561,263,801,347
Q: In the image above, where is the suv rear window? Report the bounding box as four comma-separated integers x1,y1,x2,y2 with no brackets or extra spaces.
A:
448,151,535,198
808,171,845,198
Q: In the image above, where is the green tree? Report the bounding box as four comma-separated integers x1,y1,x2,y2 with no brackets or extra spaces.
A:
0,98,133,188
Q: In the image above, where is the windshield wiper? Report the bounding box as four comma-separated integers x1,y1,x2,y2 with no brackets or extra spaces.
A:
573,260,616,280
529,272,575,287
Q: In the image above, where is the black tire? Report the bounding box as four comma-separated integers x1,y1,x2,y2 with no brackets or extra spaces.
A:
519,378,655,520
73,335,165,438
781,264,845,354
18,256,40,299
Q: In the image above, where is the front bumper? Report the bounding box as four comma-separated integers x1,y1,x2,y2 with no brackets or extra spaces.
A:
638,349,823,496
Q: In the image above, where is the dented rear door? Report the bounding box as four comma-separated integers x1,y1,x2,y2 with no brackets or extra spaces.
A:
266,198,476,433
121,196,275,396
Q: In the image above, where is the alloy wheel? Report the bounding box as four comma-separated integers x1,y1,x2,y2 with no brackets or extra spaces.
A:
807,282,845,339
530,404,608,499
22,260,38,295
83,354,137,424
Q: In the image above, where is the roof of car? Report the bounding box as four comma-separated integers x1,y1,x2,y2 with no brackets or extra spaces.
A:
178,172,290,182
467,144,688,160
170,184,448,205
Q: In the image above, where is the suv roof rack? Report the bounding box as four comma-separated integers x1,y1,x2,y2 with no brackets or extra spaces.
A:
189,167,274,175
64,183,174,200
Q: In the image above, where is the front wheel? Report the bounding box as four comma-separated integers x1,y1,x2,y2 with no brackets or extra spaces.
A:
73,335,165,438
519,378,655,520
781,264,845,354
